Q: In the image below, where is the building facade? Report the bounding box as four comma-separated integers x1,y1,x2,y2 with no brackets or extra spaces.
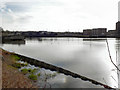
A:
83,28,107,37
91,28,107,36
83,29,92,36
107,30,116,36
116,21,120,37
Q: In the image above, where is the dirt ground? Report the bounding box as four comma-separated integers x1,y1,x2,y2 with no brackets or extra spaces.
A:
0,55,2,90
0,48,2,90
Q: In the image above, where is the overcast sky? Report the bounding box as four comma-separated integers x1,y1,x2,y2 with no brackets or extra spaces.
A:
0,0,119,32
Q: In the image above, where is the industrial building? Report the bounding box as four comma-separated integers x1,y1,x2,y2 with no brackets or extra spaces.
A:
83,28,107,37
91,28,107,36
107,30,116,36
116,21,120,37
83,29,92,36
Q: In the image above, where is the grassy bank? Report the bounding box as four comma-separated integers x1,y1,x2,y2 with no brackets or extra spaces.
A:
1,48,58,88
0,48,37,88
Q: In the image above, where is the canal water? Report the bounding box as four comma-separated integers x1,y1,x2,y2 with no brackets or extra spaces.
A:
1,38,120,88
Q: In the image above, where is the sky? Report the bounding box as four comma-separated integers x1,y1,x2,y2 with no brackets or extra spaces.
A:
118,1,120,21
0,0,120,32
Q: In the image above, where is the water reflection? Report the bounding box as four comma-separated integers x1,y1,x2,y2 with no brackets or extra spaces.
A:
83,38,107,41
1,38,119,88
2,40,25,45
116,38,120,88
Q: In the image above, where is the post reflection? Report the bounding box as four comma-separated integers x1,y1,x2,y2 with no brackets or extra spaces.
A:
116,38,120,88
1,40,25,45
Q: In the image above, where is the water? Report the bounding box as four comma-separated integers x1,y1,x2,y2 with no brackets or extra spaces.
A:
1,38,120,88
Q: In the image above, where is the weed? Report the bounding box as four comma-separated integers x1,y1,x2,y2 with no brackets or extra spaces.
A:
12,63,22,68
28,68,37,74
24,62,28,66
28,74,37,81
37,73,41,76
21,68,29,74
11,55,20,61
12,62,28,68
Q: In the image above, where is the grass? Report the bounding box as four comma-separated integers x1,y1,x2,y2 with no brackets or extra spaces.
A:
37,73,41,76
11,55,21,61
21,68,38,75
23,63,28,66
12,62,28,68
28,74,37,81
21,68,38,81
14,55,20,60
8,64,18,70
21,68,29,74
12,63,22,68
28,68,38,74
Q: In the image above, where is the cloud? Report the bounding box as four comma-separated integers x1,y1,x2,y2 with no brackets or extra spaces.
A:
0,2,33,25
16,15,33,23
0,0,120,31
118,1,120,21
0,2,7,13
0,2,32,13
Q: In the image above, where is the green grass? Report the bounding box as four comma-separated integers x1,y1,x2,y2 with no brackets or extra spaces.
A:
23,63,28,66
28,68,37,74
11,55,21,60
14,56,20,60
37,73,41,76
28,74,37,81
12,63,22,68
21,68,29,74
12,62,28,68
20,68,38,75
